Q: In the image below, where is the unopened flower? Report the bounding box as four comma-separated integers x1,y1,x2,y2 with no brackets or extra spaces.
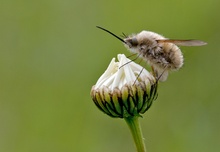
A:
90,54,158,118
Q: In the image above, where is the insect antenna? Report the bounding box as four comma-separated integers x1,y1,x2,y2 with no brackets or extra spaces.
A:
121,32,128,38
96,26,126,44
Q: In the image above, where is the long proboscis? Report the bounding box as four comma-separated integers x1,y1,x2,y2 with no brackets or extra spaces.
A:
96,26,126,44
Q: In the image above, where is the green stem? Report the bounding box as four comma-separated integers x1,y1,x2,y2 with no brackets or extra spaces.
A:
124,116,147,152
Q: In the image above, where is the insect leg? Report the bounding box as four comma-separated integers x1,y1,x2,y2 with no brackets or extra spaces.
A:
156,65,168,82
119,53,139,69
133,66,145,85
151,66,156,77
126,53,138,58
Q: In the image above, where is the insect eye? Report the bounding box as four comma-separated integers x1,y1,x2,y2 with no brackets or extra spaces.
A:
126,38,138,47
131,38,138,46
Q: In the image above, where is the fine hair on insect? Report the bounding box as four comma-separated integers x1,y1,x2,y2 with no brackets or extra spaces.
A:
96,26,207,82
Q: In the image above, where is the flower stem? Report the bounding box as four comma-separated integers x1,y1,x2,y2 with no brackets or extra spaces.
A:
124,116,147,152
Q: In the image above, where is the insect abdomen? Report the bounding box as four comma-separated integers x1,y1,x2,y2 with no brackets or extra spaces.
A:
162,43,183,70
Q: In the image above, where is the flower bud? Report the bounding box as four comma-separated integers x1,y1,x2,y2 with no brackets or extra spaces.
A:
90,54,158,118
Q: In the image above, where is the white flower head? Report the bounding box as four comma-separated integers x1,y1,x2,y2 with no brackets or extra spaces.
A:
91,54,158,118
94,54,155,91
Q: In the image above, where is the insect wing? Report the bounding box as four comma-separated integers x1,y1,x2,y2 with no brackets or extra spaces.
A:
157,39,207,46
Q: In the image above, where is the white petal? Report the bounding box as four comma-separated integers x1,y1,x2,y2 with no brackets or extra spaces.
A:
94,54,154,91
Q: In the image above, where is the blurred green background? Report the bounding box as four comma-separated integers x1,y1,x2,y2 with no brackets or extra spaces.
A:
0,0,219,152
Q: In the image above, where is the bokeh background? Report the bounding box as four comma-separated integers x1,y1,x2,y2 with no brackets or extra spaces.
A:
0,0,219,152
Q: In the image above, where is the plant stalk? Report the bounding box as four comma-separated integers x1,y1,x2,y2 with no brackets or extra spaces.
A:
124,116,147,152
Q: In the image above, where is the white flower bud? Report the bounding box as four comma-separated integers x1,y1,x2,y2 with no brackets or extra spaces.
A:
91,54,158,118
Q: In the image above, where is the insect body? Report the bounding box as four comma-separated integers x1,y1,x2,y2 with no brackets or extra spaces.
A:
96,26,207,81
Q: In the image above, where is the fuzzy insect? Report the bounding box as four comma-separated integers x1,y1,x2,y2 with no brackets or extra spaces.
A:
96,26,207,81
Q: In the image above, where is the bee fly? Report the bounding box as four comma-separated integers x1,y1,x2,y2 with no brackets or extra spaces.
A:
96,26,207,82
